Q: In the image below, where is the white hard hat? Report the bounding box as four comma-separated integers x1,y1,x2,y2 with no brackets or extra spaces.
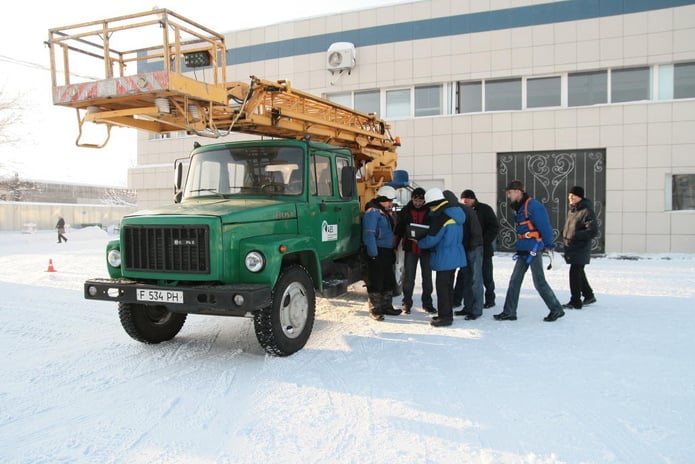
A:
376,185,397,200
424,187,445,205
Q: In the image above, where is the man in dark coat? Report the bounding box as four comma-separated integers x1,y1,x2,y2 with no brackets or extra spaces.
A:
460,189,500,308
447,190,484,320
56,216,68,243
561,186,599,309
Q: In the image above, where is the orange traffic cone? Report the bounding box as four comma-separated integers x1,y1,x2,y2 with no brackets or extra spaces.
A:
45,259,57,273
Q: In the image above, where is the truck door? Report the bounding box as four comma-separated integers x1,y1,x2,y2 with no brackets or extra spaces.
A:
306,152,359,260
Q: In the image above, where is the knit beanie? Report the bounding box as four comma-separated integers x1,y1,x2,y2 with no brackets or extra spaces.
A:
411,187,426,199
461,189,477,200
569,186,585,198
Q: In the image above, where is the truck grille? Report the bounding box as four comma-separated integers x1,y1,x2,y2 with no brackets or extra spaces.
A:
123,225,210,273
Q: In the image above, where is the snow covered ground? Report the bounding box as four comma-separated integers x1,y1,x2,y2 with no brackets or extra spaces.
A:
1,227,694,464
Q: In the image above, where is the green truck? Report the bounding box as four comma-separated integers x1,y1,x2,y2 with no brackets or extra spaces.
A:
85,138,381,356
48,10,404,356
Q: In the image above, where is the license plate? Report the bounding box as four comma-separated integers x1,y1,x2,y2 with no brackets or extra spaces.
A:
136,289,184,304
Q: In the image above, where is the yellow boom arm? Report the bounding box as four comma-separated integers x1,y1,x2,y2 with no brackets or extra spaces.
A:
46,9,399,206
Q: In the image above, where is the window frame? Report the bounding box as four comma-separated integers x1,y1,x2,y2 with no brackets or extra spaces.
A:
568,70,608,107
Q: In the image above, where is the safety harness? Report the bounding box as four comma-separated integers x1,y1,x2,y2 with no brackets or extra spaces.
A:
513,196,553,269
516,197,541,241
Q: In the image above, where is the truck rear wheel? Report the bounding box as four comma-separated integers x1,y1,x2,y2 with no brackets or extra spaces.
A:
254,265,315,356
118,302,187,344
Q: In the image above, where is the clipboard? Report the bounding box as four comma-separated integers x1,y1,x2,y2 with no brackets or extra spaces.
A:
406,223,430,240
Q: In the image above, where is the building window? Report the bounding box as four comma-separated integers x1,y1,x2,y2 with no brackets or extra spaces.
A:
672,174,695,211
151,131,187,140
385,89,411,119
612,67,650,103
354,90,380,116
657,64,674,100
674,62,695,99
457,81,482,113
485,78,521,111
527,76,561,108
568,70,607,106
414,85,442,117
326,92,351,107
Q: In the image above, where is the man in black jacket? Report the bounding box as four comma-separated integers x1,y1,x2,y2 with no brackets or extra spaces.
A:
461,189,500,308
445,190,483,320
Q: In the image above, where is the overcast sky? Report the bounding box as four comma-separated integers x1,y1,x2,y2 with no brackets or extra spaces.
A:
0,0,413,186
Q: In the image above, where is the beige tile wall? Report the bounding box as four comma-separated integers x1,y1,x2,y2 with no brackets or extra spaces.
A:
133,1,695,252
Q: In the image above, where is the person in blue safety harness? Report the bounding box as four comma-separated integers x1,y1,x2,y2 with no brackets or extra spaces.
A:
494,180,565,322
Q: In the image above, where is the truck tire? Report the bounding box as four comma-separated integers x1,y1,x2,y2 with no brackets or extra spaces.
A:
254,265,315,356
118,302,187,344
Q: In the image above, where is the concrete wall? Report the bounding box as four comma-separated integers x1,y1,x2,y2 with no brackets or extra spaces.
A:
0,202,137,232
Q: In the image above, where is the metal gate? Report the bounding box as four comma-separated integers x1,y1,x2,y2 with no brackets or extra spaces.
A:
496,149,605,254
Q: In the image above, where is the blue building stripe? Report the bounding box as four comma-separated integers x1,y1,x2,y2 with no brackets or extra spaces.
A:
139,0,695,72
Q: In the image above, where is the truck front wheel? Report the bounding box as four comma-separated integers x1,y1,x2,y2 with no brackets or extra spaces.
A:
254,265,316,356
118,302,187,344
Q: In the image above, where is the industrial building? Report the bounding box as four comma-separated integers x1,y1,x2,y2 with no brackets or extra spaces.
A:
129,0,695,253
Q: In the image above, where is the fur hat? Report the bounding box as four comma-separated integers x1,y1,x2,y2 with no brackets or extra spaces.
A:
569,186,585,198
461,189,477,200
505,180,524,191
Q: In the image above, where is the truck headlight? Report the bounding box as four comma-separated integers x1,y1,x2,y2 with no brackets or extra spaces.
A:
244,251,265,273
107,249,121,268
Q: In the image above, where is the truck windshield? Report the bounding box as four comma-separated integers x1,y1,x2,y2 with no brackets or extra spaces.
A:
184,146,304,198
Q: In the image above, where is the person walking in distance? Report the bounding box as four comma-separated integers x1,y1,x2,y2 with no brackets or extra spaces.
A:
561,186,598,309
394,187,435,314
362,185,402,321
460,189,500,309
56,216,68,243
494,180,565,322
417,188,466,327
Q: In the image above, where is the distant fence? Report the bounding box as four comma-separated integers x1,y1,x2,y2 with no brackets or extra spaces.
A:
0,202,138,232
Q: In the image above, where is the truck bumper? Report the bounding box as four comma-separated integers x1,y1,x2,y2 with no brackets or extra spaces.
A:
84,278,272,316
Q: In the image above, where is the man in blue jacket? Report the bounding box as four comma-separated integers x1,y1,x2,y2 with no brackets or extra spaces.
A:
494,180,565,322
417,188,466,327
363,185,402,321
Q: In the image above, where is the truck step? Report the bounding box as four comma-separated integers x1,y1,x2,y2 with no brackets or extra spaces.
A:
321,279,348,298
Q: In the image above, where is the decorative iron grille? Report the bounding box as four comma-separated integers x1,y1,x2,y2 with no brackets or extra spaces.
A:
497,149,605,254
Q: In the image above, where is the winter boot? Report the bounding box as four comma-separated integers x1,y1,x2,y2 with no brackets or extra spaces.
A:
380,291,402,316
368,293,384,321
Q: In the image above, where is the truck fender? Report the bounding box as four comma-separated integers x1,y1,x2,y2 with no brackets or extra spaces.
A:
240,235,322,290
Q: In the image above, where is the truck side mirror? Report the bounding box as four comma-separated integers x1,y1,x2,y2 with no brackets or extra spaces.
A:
174,160,184,203
341,165,355,198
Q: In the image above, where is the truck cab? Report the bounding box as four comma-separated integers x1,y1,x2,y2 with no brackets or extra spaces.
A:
85,139,365,356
